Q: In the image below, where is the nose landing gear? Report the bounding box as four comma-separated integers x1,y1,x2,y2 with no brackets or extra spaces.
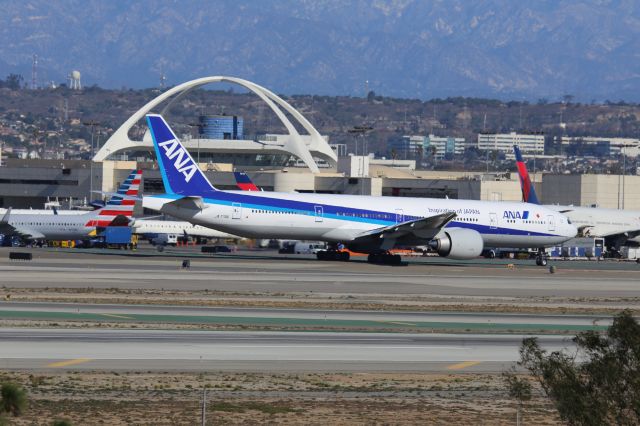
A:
535,249,548,266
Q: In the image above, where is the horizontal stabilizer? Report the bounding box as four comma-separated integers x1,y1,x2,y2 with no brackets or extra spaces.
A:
159,196,208,217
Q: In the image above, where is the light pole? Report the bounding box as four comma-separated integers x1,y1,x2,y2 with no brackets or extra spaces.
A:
188,122,204,164
83,120,100,203
620,144,634,209
348,126,373,195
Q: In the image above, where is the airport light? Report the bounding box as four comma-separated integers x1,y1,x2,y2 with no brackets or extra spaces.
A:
82,120,100,203
188,122,205,163
618,144,635,209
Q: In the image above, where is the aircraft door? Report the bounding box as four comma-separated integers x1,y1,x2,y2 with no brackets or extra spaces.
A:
547,215,555,232
395,209,404,224
489,212,498,229
314,205,323,222
232,202,242,220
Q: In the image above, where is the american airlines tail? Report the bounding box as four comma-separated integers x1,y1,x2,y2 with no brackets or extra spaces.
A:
146,114,217,196
513,145,540,205
85,169,141,227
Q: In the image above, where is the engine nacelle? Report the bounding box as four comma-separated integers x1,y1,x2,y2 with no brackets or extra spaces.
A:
430,228,484,260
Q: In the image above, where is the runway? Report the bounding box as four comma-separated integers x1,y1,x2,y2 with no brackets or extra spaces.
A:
0,328,574,372
1,248,639,299
0,301,612,333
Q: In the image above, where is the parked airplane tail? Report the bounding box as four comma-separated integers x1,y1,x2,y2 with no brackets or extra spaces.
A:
85,169,142,227
513,145,541,205
233,172,259,191
146,114,218,196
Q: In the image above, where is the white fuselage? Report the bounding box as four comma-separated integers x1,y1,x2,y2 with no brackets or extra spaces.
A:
5,213,95,240
547,205,640,243
0,208,86,215
132,219,237,239
144,191,576,249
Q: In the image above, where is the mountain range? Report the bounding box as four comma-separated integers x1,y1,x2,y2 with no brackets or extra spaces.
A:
1,0,639,101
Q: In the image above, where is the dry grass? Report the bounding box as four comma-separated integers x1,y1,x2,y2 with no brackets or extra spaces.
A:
0,371,562,425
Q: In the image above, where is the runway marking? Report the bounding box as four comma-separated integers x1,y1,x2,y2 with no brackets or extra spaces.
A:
47,358,92,368
377,321,417,326
100,313,134,320
446,361,481,370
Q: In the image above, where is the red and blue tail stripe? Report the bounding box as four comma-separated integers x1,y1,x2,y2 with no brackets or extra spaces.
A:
85,169,141,227
513,146,540,205
234,172,259,191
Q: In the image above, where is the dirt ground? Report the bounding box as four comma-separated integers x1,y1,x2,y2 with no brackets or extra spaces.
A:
0,371,561,425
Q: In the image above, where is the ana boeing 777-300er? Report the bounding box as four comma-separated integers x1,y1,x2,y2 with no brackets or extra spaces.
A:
514,145,640,250
142,114,576,265
0,170,141,242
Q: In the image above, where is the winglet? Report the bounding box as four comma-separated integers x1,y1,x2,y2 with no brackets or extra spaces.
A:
1,207,11,223
513,145,540,205
146,114,217,196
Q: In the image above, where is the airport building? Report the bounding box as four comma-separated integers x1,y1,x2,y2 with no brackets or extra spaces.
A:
390,135,466,161
424,134,466,159
555,136,640,157
198,115,244,140
477,132,545,155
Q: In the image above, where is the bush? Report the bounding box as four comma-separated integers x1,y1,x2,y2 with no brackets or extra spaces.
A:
517,310,640,425
0,382,28,416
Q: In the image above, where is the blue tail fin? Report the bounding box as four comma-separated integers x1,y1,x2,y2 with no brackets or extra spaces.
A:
146,114,217,195
513,145,540,205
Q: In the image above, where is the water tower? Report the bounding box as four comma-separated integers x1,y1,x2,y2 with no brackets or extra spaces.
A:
68,70,81,90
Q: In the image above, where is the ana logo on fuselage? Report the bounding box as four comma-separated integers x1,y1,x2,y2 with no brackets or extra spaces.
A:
158,139,197,182
503,210,530,220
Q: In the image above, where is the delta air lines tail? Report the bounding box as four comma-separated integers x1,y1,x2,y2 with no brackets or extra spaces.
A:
513,145,540,205
234,172,259,191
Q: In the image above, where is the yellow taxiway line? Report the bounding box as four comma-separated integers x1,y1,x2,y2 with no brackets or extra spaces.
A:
446,361,481,370
47,358,93,368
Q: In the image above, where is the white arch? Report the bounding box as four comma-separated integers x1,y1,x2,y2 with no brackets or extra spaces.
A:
93,76,337,173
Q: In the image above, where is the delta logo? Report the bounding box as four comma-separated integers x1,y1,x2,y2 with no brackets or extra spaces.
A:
503,210,530,220
158,139,198,182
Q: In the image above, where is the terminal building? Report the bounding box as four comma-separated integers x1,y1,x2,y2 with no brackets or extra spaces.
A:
555,136,640,157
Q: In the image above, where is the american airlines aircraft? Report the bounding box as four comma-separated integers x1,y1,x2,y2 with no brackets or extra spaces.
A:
514,145,640,249
142,114,576,265
0,170,141,241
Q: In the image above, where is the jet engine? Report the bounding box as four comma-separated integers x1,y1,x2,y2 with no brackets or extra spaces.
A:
429,228,484,260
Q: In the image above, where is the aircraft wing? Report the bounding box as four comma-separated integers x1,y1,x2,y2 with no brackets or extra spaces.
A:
0,210,45,240
349,212,457,251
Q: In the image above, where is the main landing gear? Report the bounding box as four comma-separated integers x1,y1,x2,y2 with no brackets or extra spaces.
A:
367,251,402,265
535,249,548,267
317,249,350,261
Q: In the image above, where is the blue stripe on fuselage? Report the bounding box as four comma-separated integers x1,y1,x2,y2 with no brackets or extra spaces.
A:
150,192,559,238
